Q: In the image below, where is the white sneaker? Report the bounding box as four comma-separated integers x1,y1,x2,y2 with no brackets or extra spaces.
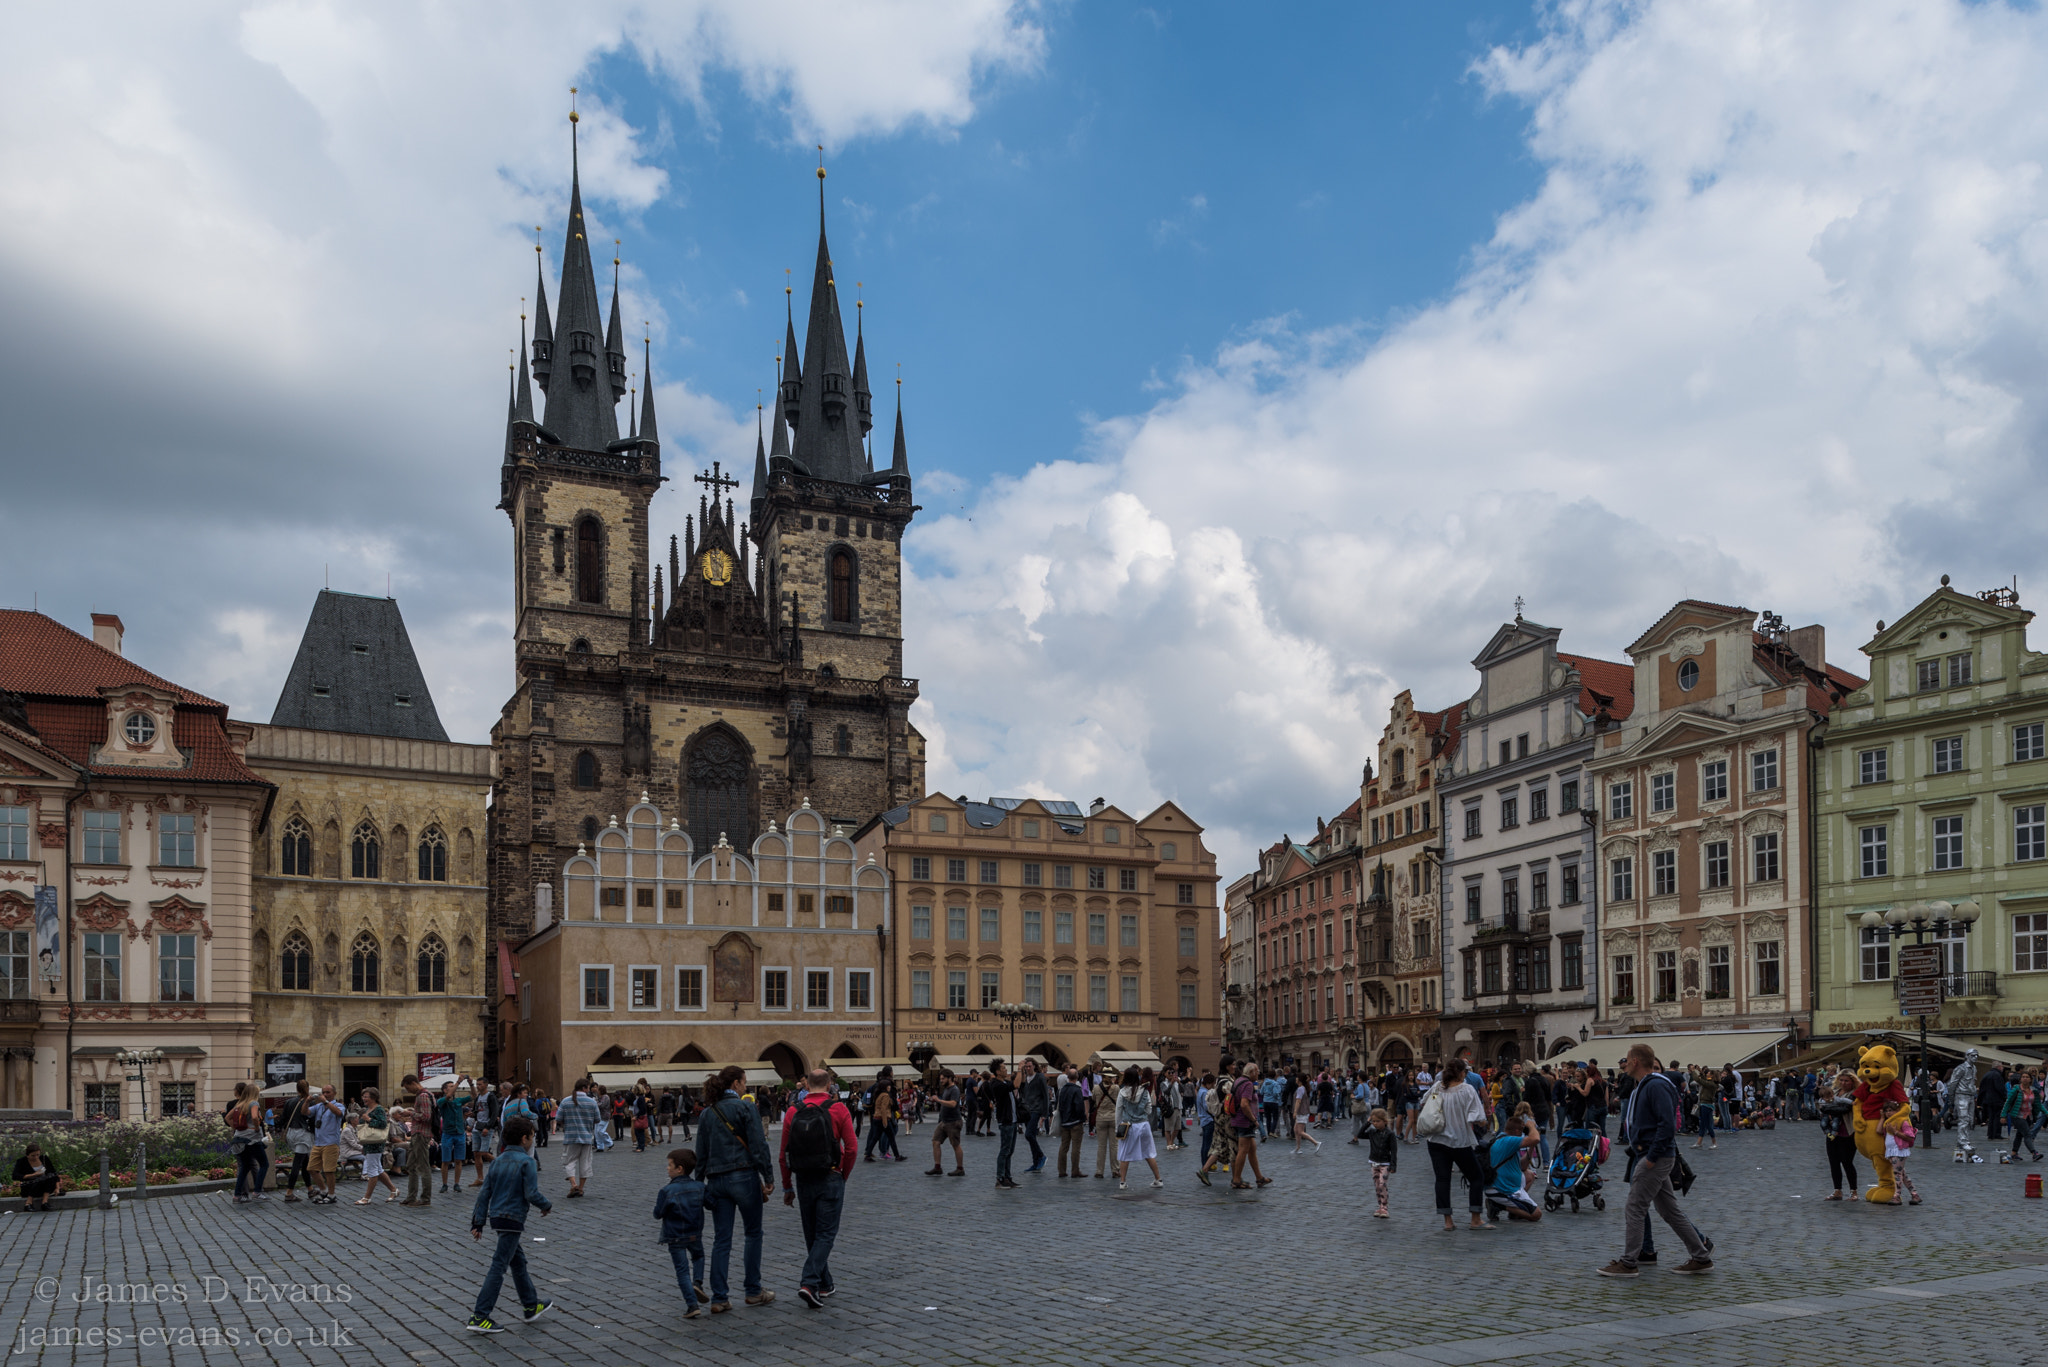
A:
1151,1178,1163,1188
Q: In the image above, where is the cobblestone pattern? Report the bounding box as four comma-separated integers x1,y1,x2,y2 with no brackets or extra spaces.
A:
4,1123,2048,1367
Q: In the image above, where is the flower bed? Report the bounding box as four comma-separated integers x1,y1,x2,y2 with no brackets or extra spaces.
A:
0,1115,235,1187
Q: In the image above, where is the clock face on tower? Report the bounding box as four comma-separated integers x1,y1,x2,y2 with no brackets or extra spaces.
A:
700,549,733,587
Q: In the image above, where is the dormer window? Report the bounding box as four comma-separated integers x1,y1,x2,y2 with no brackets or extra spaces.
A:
351,643,369,656
311,684,330,698
393,693,412,707
124,713,156,745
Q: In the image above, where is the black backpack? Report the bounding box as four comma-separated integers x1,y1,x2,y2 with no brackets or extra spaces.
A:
787,1100,839,1173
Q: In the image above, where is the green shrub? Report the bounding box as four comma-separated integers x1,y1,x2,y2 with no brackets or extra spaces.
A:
0,1114,234,1180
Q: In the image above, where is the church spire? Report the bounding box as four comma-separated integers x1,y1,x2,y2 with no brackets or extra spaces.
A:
512,314,536,428
605,247,628,404
852,294,873,437
779,282,802,431
638,336,659,446
787,154,865,484
530,244,554,394
538,93,621,452
890,375,910,480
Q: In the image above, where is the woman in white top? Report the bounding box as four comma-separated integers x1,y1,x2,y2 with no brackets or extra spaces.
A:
1114,1067,1163,1189
1422,1058,1494,1232
1291,1077,1322,1154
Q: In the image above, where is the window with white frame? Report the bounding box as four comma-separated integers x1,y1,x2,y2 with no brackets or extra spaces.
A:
1860,825,1889,878
946,970,967,1009
1706,944,1730,997
1704,840,1730,888
1121,975,1140,1012
1500,794,1519,829
1610,781,1634,820
912,904,932,939
1755,941,1782,996
1120,913,1139,948
1754,832,1782,882
1917,659,1941,692
1179,982,1198,1018
0,806,26,862
1650,773,1675,813
158,813,196,867
1933,736,1964,774
911,969,932,1008
946,906,967,941
1859,748,1889,784
0,929,25,1001
2016,805,2046,863
1859,926,1892,981
1178,925,1197,957
1055,910,1074,944
981,906,1000,942
1530,786,1548,821
1703,760,1729,803
763,968,790,1009
158,934,196,1003
1611,856,1635,901
1055,972,1075,1010
1464,806,1482,839
980,971,999,1008
629,966,659,1010
1023,908,1043,942
1612,954,1635,1003
1948,652,1973,687
83,809,121,864
2015,914,2048,973
582,965,611,1010
2016,723,2046,764
847,970,872,1010
676,967,705,1009
1651,850,1677,896
1932,815,1965,871
1087,973,1108,1011
1022,971,1043,1009
1088,912,1107,946
1654,950,1678,1002
806,969,831,1010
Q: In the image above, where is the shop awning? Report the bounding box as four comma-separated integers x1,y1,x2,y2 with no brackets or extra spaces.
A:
822,1058,914,1083
1547,1028,1790,1070
586,1065,781,1089
1877,1031,2042,1070
927,1054,1053,1073
1087,1049,1165,1072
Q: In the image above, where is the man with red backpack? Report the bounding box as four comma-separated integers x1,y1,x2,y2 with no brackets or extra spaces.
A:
778,1068,857,1309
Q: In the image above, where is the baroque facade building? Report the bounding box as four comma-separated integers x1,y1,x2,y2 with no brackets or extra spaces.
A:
1222,870,1255,1059
1247,805,1364,1071
247,591,492,1101
488,132,923,1077
1584,601,1858,1049
1814,580,2048,1049
0,610,272,1115
1438,619,1632,1065
856,795,1220,1074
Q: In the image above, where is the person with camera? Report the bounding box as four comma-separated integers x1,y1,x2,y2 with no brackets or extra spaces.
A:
1598,1044,1714,1278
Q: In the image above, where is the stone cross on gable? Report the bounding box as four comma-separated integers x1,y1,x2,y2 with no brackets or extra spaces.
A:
1514,596,1525,621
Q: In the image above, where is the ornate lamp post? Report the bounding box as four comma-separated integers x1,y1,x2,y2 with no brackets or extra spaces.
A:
116,1046,163,1121
993,1004,1033,1068
1146,1034,1179,1069
1859,898,1980,1078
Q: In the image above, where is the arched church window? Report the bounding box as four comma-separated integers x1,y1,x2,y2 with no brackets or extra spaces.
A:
281,818,312,876
581,816,599,844
279,933,312,992
350,822,381,879
835,725,851,755
829,550,855,623
576,518,603,604
574,751,600,789
416,934,448,994
417,828,447,882
350,933,380,993
686,729,755,850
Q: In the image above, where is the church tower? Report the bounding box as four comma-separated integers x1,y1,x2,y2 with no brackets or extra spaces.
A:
487,128,923,1076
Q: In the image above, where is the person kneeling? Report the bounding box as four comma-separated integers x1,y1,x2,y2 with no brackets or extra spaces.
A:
1484,1103,1544,1224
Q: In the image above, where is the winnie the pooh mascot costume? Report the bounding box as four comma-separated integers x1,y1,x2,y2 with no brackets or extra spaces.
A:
1852,1044,1911,1203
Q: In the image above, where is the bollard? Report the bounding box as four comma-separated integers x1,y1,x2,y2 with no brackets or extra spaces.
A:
98,1149,112,1210
133,1142,147,1202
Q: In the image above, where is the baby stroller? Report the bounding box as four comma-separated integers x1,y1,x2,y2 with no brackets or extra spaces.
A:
1543,1127,1609,1212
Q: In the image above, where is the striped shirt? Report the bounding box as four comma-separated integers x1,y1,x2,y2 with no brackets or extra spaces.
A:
558,1092,602,1145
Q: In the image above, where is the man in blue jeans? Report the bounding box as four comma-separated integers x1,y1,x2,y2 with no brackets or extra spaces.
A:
465,1117,550,1333
983,1058,1020,1189
693,1066,776,1311
779,1068,857,1308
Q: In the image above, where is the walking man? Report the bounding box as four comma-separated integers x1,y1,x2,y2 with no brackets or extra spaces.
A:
695,1066,776,1311
1019,1059,1052,1172
1229,1064,1269,1189
308,1083,346,1205
926,1070,965,1177
1056,1066,1087,1177
779,1068,857,1308
986,1058,1021,1189
403,1075,435,1206
556,1078,602,1199
1599,1044,1714,1278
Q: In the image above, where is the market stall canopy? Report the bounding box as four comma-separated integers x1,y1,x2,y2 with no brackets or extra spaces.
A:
823,1058,914,1083
1546,1028,1790,1070
587,1065,781,1090
927,1054,1053,1072
1087,1049,1165,1072
1876,1032,2042,1070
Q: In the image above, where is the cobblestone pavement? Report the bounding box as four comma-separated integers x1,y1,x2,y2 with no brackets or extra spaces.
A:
5,1122,2048,1367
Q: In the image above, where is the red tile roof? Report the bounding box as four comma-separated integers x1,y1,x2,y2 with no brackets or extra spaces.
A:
0,610,220,706
1559,652,1637,723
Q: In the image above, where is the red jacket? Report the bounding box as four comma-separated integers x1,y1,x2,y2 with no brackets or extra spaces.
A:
778,1093,857,1188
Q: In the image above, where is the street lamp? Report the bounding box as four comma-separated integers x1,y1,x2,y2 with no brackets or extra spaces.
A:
1146,1034,1179,1069
992,1004,1033,1069
116,1047,163,1121
1860,898,1980,1080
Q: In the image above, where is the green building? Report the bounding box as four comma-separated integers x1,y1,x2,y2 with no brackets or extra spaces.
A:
1814,579,2048,1059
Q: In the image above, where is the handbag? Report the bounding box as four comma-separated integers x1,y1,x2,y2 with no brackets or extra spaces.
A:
1414,1084,1448,1139
359,1113,390,1146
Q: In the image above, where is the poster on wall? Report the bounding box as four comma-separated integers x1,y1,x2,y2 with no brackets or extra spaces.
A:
418,1052,456,1082
33,886,59,984
263,1053,307,1088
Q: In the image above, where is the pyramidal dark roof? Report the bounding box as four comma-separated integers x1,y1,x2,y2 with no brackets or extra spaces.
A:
270,591,450,742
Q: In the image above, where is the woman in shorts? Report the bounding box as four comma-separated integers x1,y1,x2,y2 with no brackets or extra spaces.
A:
1115,1067,1162,1190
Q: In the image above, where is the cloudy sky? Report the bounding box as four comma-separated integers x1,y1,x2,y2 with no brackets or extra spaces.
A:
5,1,2047,877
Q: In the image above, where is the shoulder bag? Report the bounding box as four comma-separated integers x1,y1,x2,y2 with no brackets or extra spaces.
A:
1413,1083,1448,1139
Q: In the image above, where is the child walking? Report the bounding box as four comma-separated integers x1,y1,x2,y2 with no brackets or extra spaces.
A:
652,1149,709,1320
1884,1110,1921,1206
1365,1107,1398,1218
464,1117,551,1334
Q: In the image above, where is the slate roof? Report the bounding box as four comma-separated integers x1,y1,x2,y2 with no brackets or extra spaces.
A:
269,591,450,742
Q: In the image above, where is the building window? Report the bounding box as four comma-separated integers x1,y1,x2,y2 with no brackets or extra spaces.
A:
124,711,156,745
1023,863,1042,886
1706,944,1730,996
84,932,121,1002
1701,761,1728,804
1502,876,1520,918
1088,912,1107,946
1561,863,1580,905
630,966,660,1009
981,906,1000,942
84,809,121,864
1414,918,1432,959
1704,840,1730,889
1055,910,1074,944
1561,938,1584,990
911,969,932,1009
1083,973,1105,1010
755,968,787,1009
279,933,311,991
1650,773,1675,813
1610,857,1634,901
1500,795,1519,830
977,971,999,1009
1054,865,1074,888
1464,882,1482,923
1651,850,1676,896
2015,914,2048,973
911,857,931,882
350,933,380,993
1023,908,1043,942
1048,972,1071,1010
1949,652,1973,687
1087,867,1107,891
980,860,999,885
1755,941,1782,996
1480,946,1502,994
2016,804,2046,863
159,1081,196,1117
946,906,967,941
1512,944,1530,993
828,549,857,623
416,935,447,993
1933,736,1964,774
84,1083,121,1121
1753,832,1781,882
158,933,197,1003
158,813,196,867
1175,982,1196,1018
1609,782,1633,821
350,823,381,879
2016,723,2046,763
1917,659,1941,692
1560,779,1580,812
1530,788,1548,822
944,970,967,1009
946,858,967,883
581,817,599,844
278,818,312,876
1179,924,1197,957
1463,807,1480,839
929,814,948,833
1860,927,1892,982
1654,950,1678,1002
807,969,832,1010
1177,882,1195,905
1463,954,1477,1001
1751,749,1779,792
601,887,625,909
1120,914,1139,948
1859,825,1888,878
1120,975,1140,1011
677,967,705,1009
911,905,932,939
1678,659,1700,691
575,518,603,603
1612,954,1635,1003
1020,971,1044,1009
1118,868,1138,893
1859,749,1889,785
1932,815,1965,871
1499,740,1512,766
417,828,447,882
0,805,30,862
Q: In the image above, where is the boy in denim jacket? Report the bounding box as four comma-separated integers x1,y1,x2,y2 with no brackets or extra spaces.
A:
464,1117,551,1333
653,1149,709,1318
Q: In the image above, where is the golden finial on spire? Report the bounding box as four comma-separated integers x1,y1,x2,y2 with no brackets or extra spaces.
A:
569,87,580,124
614,237,621,267
817,144,825,180
520,295,526,322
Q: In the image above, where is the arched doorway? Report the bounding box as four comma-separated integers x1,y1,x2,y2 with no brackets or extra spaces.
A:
829,1042,862,1059
1168,1055,1193,1073
966,1044,993,1056
668,1043,711,1064
758,1042,806,1080
1345,1050,1360,1070
1377,1037,1413,1069
1495,1039,1521,1067
338,1031,384,1104
1549,1037,1578,1058
1030,1041,1070,1069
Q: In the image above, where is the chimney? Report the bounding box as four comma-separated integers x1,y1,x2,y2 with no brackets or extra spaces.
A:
1788,624,1826,673
1090,796,1106,816
91,613,124,656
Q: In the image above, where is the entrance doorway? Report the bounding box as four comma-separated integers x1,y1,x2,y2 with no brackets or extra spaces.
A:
339,1030,384,1104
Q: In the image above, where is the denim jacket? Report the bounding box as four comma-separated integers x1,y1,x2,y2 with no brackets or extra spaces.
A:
652,1176,706,1245
470,1145,550,1231
692,1092,772,1182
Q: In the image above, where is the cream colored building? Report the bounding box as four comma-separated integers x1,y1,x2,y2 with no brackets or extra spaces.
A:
856,794,1222,1075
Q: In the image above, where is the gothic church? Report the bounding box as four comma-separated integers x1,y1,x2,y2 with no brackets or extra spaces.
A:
487,130,925,1070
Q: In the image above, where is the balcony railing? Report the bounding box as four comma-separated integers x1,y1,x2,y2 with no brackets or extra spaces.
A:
1894,970,2000,1003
